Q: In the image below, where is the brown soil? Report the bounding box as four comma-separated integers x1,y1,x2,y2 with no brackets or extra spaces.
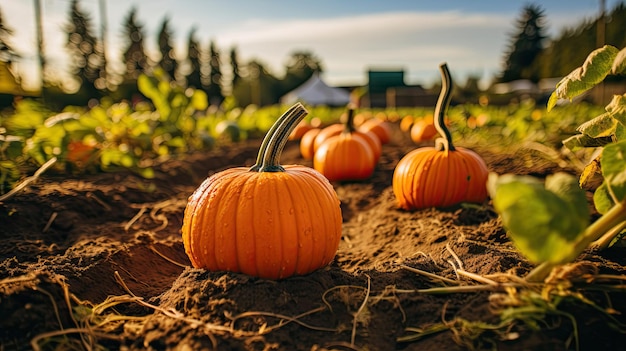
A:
2,123,626,351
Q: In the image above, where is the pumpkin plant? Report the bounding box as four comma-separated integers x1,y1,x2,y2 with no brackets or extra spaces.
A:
392,63,489,210
489,45,626,282
313,107,378,182
182,103,343,280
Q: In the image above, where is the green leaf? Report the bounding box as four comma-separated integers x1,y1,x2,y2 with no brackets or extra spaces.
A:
601,140,626,203
617,122,626,142
191,89,208,111
562,133,613,150
576,112,617,138
545,173,590,222
547,45,619,111
489,172,589,264
138,167,155,179
137,74,158,99
593,182,614,214
612,47,626,75
606,94,626,125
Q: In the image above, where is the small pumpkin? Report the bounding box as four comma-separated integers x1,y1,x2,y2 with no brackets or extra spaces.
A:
182,103,343,279
410,118,438,143
314,108,376,182
359,117,392,144
399,115,415,132
313,123,345,151
299,127,322,160
393,63,489,210
288,119,314,141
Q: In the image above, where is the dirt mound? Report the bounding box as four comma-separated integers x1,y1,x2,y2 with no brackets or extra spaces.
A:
2,123,626,350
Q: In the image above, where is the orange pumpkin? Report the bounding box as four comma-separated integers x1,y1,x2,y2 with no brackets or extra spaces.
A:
410,118,438,143
313,123,345,151
399,115,415,132
288,119,314,141
299,127,322,160
182,103,343,279
359,118,392,144
314,108,376,182
393,63,488,210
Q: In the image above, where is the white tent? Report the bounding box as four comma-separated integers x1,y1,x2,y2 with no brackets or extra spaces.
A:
281,73,351,107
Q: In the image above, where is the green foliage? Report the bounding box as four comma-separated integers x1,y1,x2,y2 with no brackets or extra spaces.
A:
490,44,626,271
594,141,626,214
547,45,620,111
488,172,589,264
532,3,626,79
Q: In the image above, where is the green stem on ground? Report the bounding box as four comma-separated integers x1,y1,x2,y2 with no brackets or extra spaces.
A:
591,220,626,250
525,200,626,282
434,63,455,152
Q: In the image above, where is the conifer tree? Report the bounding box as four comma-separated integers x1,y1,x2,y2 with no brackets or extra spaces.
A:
157,17,177,81
230,47,241,90
185,27,203,90
0,6,19,66
499,4,547,83
206,40,224,105
121,7,148,82
64,0,106,95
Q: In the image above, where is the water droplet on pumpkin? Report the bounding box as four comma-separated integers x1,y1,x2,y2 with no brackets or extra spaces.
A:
289,208,294,215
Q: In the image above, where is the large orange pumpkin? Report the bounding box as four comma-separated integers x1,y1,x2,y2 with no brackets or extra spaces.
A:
393,63,488,210
182,103,343,279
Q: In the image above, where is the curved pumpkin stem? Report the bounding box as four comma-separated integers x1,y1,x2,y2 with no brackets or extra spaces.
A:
250,103,302,171
253,103,309,172
434,63,455,152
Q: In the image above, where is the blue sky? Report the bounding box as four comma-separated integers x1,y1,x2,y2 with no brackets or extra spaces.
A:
2,0,622,91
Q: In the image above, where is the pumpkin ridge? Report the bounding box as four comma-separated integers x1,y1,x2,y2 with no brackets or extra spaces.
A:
276,173,298,278
293,167,340,271
196,175,227,269
214,173,245,272
420,153,436,208
292,172,318,274
440,153,453,207
236,173,258,277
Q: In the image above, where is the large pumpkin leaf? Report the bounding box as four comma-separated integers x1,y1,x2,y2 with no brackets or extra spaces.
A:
594,140,626,213
562,133,613,150
488,172,589,264
606,94,626,123
547,45,619,111
576,112,617,138
612,47,626,75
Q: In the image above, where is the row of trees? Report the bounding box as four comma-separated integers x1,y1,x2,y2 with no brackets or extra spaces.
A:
0,0,322,108
0,1,624,109
62,0,322,107
499,2,626,83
